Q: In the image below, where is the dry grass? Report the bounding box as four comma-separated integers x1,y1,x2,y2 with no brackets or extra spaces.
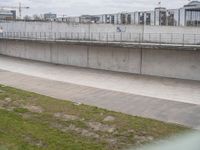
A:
0,84,190,150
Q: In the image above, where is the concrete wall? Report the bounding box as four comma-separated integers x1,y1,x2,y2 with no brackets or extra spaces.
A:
1,20,200,34
88,46,141,73
51,44,88,67
1,21,200,44
0,39,200,81
0,21,143,33
142,49,200,80
0,40,142,74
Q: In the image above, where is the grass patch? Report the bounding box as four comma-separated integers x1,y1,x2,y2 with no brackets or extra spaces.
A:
13,108,29,113
0,84,190,150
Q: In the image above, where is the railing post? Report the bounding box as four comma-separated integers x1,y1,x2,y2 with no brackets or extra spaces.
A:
194,34,196,45
91,32,93,41
183,34,185,46
35,32,37,40
139,33,141,44
65,32,67,40
142,33,144,43
44,32,46,41
84,32,86,41
171,33,173,44
78,33,80,41
159,33,162,45
99,32,101,41
149,33,151,43
59,32,61,40
39,32,41,40
106,33,108,43
120,32,122,43
54,32,56,41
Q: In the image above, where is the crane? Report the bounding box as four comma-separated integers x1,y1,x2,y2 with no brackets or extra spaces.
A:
0,2,30,19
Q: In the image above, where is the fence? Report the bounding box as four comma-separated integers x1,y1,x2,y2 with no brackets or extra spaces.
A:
0,32,200,46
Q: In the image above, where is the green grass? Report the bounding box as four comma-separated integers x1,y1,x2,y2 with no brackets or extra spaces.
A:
0,84,190,150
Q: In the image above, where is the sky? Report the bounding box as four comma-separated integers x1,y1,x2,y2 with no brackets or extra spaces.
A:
0,0,192,17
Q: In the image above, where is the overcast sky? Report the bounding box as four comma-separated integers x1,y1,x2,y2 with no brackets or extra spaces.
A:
0,0,192,17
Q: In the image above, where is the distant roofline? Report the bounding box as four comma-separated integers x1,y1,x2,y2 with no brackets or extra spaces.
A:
184,0,200,7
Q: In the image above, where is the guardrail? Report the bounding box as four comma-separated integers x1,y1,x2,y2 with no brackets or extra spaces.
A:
0,32,200,46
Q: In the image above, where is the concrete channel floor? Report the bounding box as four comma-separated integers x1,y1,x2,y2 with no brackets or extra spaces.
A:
0,55,200,128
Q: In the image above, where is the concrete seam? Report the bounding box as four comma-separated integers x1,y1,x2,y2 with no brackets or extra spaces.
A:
50,43,53,63
140,48,143,75
87,46,89,67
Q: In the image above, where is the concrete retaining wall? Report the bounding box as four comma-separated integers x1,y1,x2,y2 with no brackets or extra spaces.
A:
0,39,200,81
142,49,200,80
88,46,141,73
1,21,200,44
1,20,200,34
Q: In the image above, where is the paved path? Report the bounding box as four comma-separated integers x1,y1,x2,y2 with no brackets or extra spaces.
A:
0,69,200,129
0,55,200,128
0,55,200,105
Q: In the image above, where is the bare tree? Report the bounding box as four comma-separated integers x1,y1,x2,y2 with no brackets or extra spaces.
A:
23,15,32,20
33,14,43,21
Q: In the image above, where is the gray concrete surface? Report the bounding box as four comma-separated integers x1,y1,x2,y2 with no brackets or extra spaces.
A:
0,40,200,81
0,69,200,129
142,49,200,80
0,55,200,106
1,20,200,37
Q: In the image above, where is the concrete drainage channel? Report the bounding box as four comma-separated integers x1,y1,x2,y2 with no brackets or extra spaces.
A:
0,55,200,128
0,69,200,129
0,39,200,81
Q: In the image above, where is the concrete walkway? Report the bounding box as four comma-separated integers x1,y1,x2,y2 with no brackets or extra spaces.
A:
0,69,200,129
0,55,200,128
0,55,200,105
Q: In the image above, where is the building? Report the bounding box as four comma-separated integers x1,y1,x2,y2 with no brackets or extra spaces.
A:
154,7,167,26
52,1,200,27
101,14,113,24
167,9,179,26
179,1,200,26
79,15,100,23
44,13,57,21
56,16,80,23
0,9,16,20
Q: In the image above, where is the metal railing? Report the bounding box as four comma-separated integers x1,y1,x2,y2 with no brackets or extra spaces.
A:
0,32,200,46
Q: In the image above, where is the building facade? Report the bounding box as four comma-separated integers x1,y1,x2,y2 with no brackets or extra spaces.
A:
98,1,200,26
0,9,16,20
44,13,57,21
53,1,200,27
180,1,200,26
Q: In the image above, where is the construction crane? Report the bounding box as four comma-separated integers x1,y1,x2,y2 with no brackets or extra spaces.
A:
0,2,30,19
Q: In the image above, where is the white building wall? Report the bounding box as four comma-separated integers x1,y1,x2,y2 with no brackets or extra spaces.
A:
179,8,186,26
134,12,139,24
130,12,135,24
